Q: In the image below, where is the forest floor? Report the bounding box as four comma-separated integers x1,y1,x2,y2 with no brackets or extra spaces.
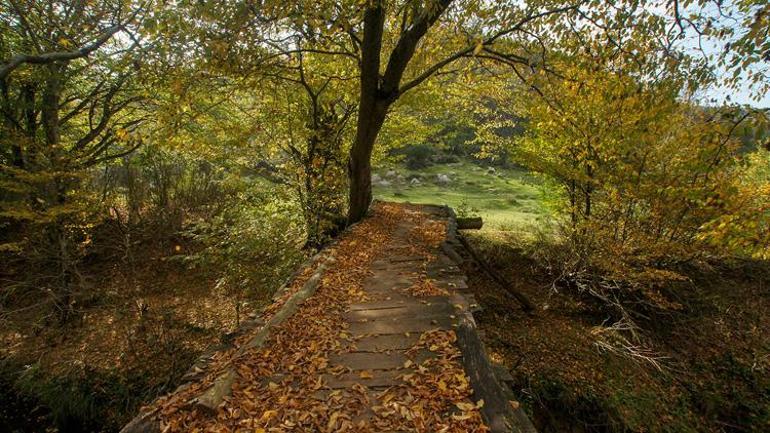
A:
463,231,770,433
0,239,272,432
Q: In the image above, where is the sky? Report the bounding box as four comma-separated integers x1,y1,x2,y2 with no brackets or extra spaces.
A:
683,34,770,108
677,1,769,108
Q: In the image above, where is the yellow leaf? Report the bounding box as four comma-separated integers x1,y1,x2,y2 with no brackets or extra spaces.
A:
327,411,341,430
455,401,475,411
473,41,484,55
260,410,278,422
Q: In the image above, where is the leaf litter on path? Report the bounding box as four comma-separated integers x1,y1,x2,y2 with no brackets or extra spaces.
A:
149,203,487,432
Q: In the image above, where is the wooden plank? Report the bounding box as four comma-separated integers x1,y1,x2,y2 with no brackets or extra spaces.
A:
426,267,464,279
361,276,415,293
323,369,411,389
344,301,456,321
370,256,425,269
370,258,427,269
330,350,435,371
349,299,410,311
347,334,421,352
348,316,455,336
329,351,408,370
348,295,448,311
356,292,421,304
434,278,469,291
390,255,428,263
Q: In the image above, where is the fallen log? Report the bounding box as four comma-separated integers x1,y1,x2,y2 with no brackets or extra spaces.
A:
456,234,536,313
456,216,484,230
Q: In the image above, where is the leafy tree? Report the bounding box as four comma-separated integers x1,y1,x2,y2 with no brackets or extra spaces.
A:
478,20,754,285
148,0,617,222
672,0,770,97
0,1,147,321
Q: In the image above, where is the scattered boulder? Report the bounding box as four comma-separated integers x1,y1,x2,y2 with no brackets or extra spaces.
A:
410,178,422,186
372,173,382,183
386,170,398,178
486,167,496,174
376,179,392,187
436,174,451,185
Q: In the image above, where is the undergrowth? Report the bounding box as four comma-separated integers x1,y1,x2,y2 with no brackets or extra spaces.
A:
465,231,770,433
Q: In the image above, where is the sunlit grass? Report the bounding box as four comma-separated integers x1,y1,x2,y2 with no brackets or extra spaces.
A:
372,161,555,231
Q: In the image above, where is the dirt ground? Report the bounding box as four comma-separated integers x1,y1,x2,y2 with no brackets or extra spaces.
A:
0,241,268,432
462,231,770,433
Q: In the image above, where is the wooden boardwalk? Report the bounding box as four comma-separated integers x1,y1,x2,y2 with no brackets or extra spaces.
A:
122,203,535,433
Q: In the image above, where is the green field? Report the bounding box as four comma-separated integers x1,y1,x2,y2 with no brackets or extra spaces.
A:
372,161,554,230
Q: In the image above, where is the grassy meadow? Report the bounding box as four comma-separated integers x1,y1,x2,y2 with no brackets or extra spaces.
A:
372,161,556,231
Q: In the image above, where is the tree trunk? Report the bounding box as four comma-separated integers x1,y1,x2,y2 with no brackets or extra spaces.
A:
348,101,388,223
345,0,454,223
347,2,387,224
42,66,61,149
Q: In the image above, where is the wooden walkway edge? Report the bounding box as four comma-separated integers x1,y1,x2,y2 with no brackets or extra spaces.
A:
437,204,537,433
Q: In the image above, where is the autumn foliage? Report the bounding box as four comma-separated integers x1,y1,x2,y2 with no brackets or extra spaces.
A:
479,44,770,313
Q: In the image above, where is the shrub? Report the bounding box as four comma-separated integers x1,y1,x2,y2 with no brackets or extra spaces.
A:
180,183,303,324
510,61,757,293
402,144,435,170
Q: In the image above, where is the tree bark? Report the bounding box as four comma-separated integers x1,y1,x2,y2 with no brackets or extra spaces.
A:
347,101,388,223
346,0,455,224
42,65,61,149
347,1,387,224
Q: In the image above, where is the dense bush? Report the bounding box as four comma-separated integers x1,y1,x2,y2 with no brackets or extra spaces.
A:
509,61,768,294
402,144,435,169
181,182,304,324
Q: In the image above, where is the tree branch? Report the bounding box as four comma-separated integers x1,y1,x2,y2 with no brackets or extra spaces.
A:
398,3,583,95
0,24,122,80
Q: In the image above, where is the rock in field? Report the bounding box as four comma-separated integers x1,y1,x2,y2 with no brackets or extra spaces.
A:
436,174,451,185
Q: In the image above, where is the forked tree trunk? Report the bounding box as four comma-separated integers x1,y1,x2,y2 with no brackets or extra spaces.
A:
347,2,387,224
346,0,454,224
